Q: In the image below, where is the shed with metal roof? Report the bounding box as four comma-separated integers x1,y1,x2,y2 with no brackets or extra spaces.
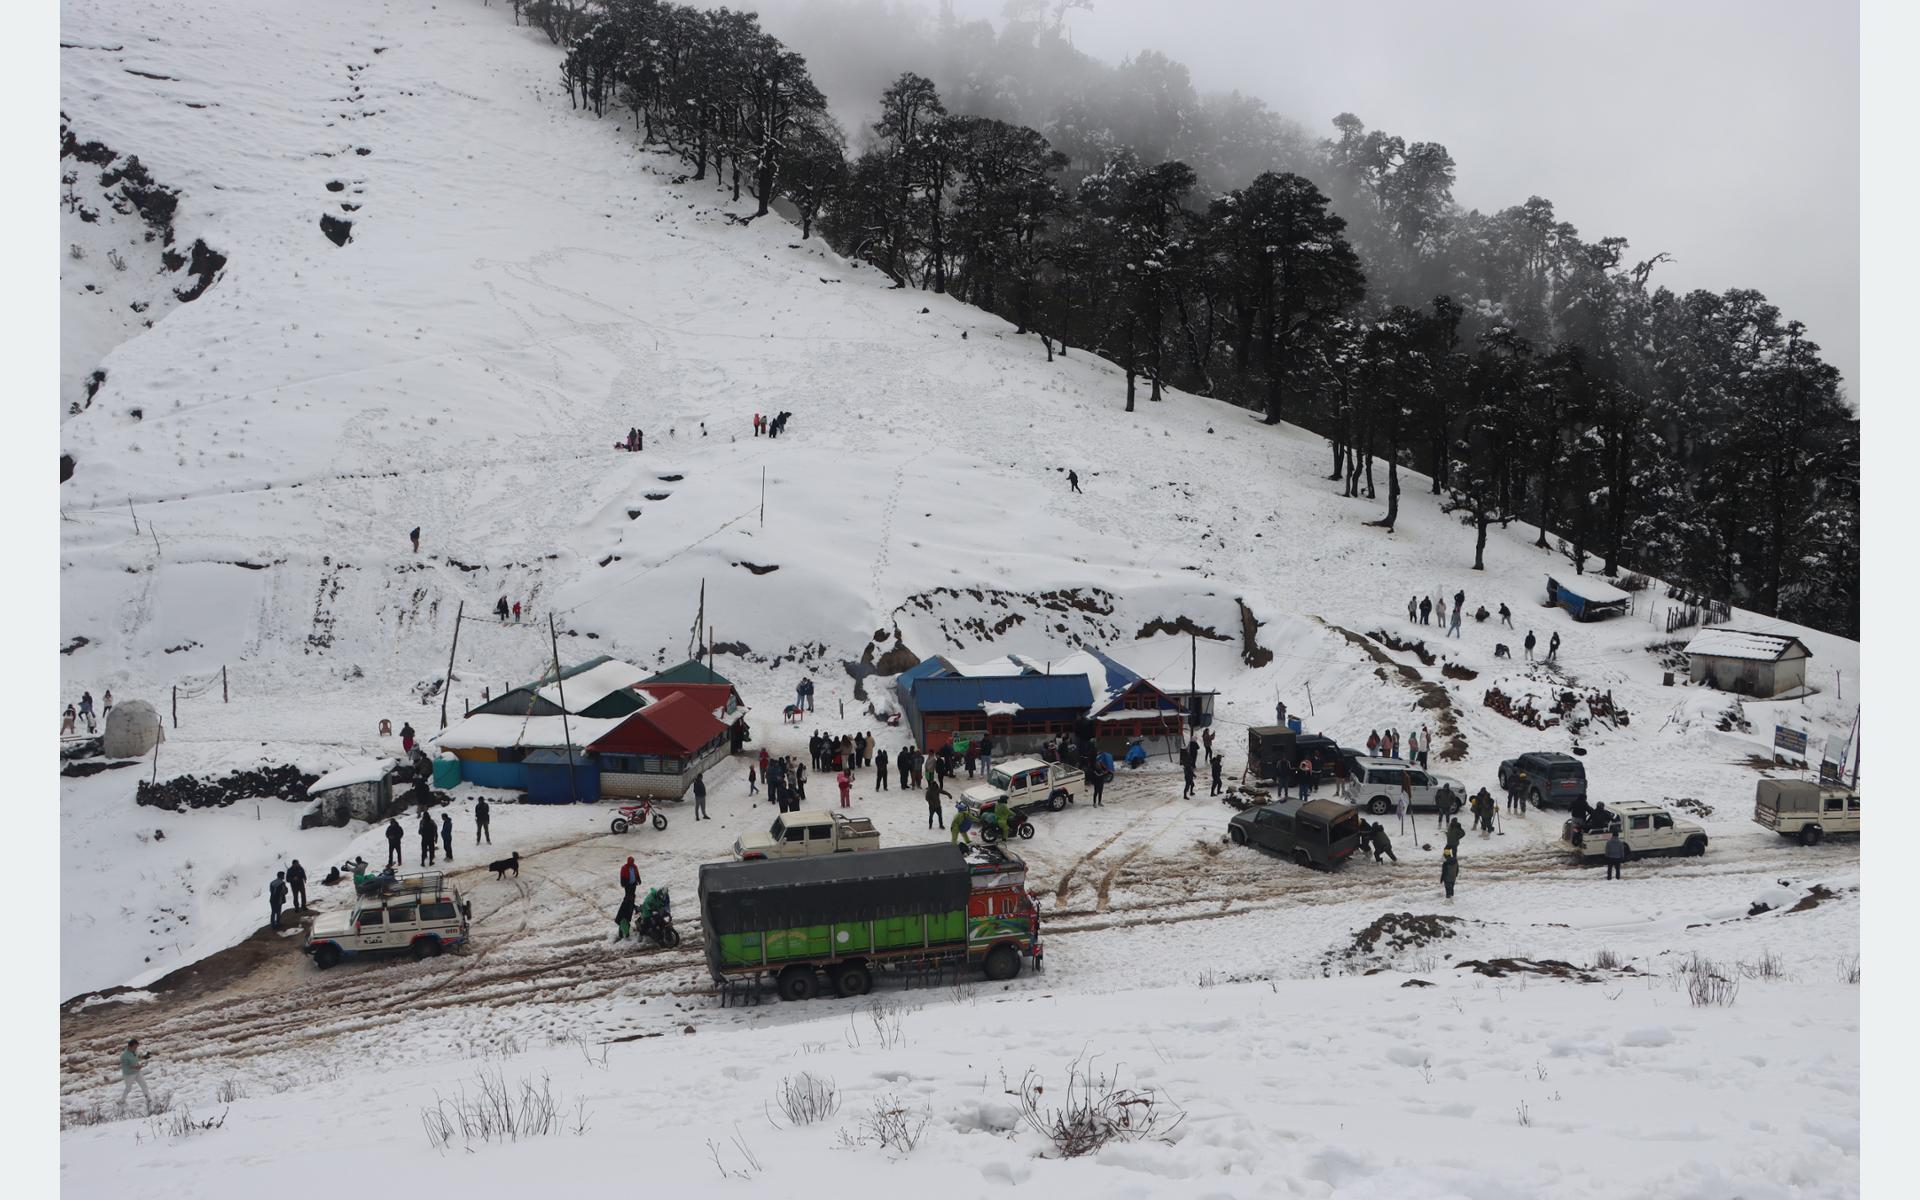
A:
1684,629,1813,698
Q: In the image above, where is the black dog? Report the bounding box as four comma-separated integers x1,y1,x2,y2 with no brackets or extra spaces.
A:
489,852,521,880
1494,643,1511,659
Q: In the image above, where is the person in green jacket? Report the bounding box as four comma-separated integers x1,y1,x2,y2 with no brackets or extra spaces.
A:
949,807,974,844
118,1038,153,1113
1441,848,1459,900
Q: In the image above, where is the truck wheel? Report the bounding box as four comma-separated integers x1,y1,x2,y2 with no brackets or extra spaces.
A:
1368,797,1391,815
1229,825,1247,845
1049,790,1066,812
610,818,630,834
1684,836,1708,857
1799,826,1822,847
1017,821,1035,840
983,944,1021,982
1529,789,1544,810
1293,848,1312,870
831,963,872,998
652,812,668,831
313,943,342,970
1497,767,1509,790
411,937,442,961
776,966,818,1002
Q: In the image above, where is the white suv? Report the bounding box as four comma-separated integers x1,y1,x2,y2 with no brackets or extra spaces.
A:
1561,800,1707,862
304,871,471,969
1342,757,1466,815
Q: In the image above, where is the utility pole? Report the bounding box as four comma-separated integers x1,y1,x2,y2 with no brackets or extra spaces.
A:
439,601,463,731
760,466,766,527
222,665,228,704
549,613,580,805
708,625,716,682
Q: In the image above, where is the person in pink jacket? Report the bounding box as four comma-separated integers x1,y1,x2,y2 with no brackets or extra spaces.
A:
836,770,852,808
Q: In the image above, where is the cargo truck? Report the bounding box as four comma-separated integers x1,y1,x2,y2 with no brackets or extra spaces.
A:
697,843,1041,1001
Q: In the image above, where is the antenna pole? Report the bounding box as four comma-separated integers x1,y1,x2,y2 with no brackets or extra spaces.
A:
550,614,579,805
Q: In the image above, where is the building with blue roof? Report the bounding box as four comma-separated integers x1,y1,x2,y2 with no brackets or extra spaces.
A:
895,649,1185,755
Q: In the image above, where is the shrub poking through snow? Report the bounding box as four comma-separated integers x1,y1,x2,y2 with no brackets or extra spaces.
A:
1681,955,1739,1008
1014,1054,1185,1159
768,1072,839,1127
1593,948,1622,970
837,1092,930,1155
419,1070,585,1152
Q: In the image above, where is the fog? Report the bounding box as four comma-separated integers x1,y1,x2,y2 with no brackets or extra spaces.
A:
720,0,1859,398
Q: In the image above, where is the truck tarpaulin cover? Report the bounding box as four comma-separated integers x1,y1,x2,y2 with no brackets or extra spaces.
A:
698,844,972,937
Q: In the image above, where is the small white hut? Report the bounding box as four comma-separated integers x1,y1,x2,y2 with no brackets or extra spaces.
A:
1684,629,1813,699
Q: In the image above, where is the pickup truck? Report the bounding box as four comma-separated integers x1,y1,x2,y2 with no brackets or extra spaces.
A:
1561,800,1707,862
1753,779,1859,846
732,810,881,861
960,756,1084,813
303,870,471,969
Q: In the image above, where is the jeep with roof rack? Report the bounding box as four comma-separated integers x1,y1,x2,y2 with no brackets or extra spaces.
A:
303,870,471,969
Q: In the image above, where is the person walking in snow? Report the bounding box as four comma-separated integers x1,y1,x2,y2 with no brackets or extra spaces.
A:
102,689,113,717
61,705,76,735
1408,595,1419,623
1372,822,1398,864
385,817,405,867
1447,604,1462,638
496,595,509,622
1419,596,1432,626
268,871,288,930
287,859,308,910
1444,816,1465,855
440,812,454,860
874,746,889,791
1499,602,1513,629
1067,470,1082,493
897,747,912,791
418,811,437,866
1182,757,1196,799
1523,631,1537,661
619,857,640,905
1604,829,1627,880
118,1039,154,1115
1404,729,1418,766
1419,725,1431,768
964,741,979,778
614,890,635,941
1366,729,1380,757
512,601,522,623
400,722,415,754
1296,756,1313,802
692,771,708,820
979,735,994,777
836,769,852,808
410,526,421,553
925,775,950,831
474,797,491,844
1440,848,1459,900
79,691,96,733
1210,753,1225,797
1453,588,1465,612
1548,631,1561,663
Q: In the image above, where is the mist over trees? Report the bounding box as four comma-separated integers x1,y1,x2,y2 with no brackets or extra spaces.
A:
510,0,1858,639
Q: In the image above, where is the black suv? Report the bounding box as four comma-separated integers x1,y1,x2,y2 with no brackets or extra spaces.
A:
1497,752,1587,809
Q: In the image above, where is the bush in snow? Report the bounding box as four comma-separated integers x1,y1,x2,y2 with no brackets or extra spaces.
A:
1014,1054,1185,1159
1680,955,1739,1008
419,1069,587,1152
767,1072,839,1127
837,1092,930,1156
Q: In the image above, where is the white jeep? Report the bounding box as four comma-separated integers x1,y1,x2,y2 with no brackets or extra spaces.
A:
1561,800,1708,862
303,871,471,969
733,810,881,861
961,756,1085,813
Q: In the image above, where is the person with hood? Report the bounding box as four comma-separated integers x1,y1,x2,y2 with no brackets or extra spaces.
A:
400,721,416,753
1445,816,1466,855
910,750,923,790
925,774,951,831
1296,756,1313,802
949,806,976,844
286,859,308,910
874,746,889,791
440,812,454,859
118,1039,154,1114
835,769,852,808
1182,756,1196,799
103,689,113,717
61,705,76,735
1372,822,1398,863
1408,594,1419,623
1441,847,1459,900
1404,729,1418,766
794,762,808,802
268,871,288,930
385,817,405,867
692,771,708,820
1524,630,1538,661
1604,828,1627,879
964,741,979,778
512,601,522,623
495,595,510,622
1548,631,1561,662
1210,753,1225,797
1067,469,1082,493
1419,596,1432,625
1447,603,1462,638
418,810,437,866
410,526,421,553
79,691,96,733
619,857,641,903
1499,602,1513,629
979,735,994,777
474,797,492,844
1366,729,1380,756
759,746,770,779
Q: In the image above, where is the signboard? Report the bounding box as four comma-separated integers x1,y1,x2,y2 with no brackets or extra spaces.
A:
1819,758,1844,785
1773,725,1809,757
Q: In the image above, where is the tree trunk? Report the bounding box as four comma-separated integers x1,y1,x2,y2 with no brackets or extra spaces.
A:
1473,512,1489,570
1125,368,1136,413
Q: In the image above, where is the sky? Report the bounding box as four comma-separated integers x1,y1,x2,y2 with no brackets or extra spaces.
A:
746,0,1861,398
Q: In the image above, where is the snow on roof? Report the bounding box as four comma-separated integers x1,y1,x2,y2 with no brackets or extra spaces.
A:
1547,574,1631,604
980,700,1023,716
533,659,648,712
1684,628,1811,662
947,656,1030,677
309,758,393,793
430,712,627,751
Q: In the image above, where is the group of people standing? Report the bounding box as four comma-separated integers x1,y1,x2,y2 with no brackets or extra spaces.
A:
1410,588,1470,638
1365,725,1431,767
492,595,524,623
61,689,111,735
756,748,810,812
753,411,793,438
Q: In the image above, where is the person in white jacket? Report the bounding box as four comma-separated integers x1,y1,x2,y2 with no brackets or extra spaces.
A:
118,1038,153,1113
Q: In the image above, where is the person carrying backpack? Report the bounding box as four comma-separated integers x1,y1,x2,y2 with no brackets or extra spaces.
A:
286,860,308,910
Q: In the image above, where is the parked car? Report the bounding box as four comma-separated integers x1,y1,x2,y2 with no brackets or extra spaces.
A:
1498,751,1587,809
698,843,1040,1000
1226,797,1362,869
1561,800,1707,862
961,756,1084,813
733,810,881,861
1753,779,1860,845
303,871,470,969
1341,757,1467,815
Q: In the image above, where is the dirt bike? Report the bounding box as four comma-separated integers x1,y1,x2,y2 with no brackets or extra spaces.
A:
610,798,669,834
634,887,680,948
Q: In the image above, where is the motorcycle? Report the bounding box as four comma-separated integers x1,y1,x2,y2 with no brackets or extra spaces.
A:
635,886,680,948
610,798,669,834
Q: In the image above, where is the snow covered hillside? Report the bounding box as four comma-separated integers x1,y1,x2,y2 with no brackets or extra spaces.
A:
58,1,1859,1193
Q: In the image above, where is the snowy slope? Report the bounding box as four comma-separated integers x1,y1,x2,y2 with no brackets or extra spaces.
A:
57,1,1858,1192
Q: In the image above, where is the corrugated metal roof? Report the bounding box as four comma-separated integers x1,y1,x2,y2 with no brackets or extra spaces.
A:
1547,574,1631,604
894,656,953,689
910,673,1094,714
1684,628,1811,662
643,658,735,687
588,691,727,756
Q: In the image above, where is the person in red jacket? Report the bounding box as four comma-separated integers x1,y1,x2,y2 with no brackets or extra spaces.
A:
619,857,640,903
836,770,852,808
